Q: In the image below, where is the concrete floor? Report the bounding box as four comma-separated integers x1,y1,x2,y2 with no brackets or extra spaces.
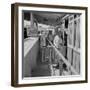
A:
31,63,51,77
31,49,51,77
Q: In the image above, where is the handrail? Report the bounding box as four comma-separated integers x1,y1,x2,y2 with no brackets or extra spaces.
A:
47,39,78,75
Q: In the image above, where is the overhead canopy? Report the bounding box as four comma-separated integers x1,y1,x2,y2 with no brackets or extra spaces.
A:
24,11,66,26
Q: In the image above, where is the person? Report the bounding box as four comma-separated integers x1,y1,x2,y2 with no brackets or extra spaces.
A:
53,29,65,75
46,30,53,45
53,29,63,65
62,63,70,76
53,35,60,48
45,31,54,63
41,32,46,47
40,31,47,62
53,30,63,49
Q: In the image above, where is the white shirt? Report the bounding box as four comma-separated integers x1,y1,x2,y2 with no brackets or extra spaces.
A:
53,35,60,48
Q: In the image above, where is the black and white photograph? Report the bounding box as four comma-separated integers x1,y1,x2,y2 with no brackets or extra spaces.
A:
23,11,81,77
11,3,87,86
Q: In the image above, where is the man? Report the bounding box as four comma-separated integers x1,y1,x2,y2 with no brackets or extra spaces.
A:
53,30,63,50
40,31,47,62
53,29,63,63
53,29,64,75
46,30,53,45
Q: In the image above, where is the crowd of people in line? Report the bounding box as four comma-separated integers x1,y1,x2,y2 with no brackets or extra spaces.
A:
24,26,70,76
39,28,70,76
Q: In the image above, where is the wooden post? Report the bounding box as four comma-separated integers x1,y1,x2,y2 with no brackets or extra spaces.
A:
30,12,34,31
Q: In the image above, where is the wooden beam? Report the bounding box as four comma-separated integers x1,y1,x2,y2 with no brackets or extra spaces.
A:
48,39,78,75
